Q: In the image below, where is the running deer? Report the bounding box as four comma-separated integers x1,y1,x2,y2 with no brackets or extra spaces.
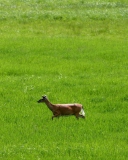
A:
37,95,85,120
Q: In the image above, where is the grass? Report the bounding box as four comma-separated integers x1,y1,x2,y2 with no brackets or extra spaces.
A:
0,0,128,159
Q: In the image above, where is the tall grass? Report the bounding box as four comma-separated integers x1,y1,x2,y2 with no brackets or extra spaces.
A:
0,0,128,159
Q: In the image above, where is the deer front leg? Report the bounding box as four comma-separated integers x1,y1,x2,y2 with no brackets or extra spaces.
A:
52,112,61,120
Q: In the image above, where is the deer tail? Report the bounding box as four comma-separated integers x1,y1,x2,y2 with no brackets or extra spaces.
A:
80,106,85,117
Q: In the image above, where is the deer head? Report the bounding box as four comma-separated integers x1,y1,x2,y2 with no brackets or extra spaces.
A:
37,95,47,103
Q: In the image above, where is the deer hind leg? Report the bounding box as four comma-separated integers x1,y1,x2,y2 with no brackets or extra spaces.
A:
75,113,80,120
79,114,85,118
75,113,85,119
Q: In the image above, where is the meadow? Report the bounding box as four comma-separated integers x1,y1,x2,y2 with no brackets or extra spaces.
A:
0,0,128,159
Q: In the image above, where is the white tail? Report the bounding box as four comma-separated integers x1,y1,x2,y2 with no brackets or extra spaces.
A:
80,107,85,117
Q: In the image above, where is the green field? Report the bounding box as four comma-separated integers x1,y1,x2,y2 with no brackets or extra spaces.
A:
0,0,128,159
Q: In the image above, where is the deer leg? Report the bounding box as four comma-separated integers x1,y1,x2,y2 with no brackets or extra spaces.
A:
79,114,85,119
75,113,80,120
52,112,61,120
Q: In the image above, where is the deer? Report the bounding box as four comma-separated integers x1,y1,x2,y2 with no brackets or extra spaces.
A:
37,95,85,120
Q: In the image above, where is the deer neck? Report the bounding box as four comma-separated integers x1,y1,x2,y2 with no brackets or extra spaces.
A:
44,99,53,111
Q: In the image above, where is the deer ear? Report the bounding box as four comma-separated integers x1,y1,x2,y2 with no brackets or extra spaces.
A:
42,95,47,98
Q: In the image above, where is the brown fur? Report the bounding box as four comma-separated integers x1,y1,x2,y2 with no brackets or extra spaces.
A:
37,95,85,120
